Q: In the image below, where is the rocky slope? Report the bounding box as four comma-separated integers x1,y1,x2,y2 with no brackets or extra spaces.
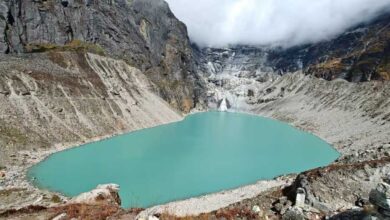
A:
250,73,390,156
0,0,201,112
196,11,390,99
0,52,182,166
0,51,185,212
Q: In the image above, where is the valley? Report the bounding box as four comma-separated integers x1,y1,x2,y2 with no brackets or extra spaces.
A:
0,0,389,219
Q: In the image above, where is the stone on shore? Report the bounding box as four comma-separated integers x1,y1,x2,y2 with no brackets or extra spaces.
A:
369,179,390,217
69,184,121,206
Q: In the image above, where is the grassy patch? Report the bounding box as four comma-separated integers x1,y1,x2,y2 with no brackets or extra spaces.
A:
0,188,25,197
51,203,120,220
0,123,28,145
271,112,296,124
25,40,105,55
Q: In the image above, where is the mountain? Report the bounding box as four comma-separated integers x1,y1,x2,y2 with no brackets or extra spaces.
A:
0,1,389,219
269,12,390,82
0,0,202,175
0,0,201,112
195,12,390,109
196,11,390,83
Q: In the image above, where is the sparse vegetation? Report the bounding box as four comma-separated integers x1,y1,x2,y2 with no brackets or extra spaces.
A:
159,213,213,220
51,203,120,220
25,40,105,55
51,195,62,203
0,188,25,197
316,58,344,70
159,208,266,220
0,123,28,145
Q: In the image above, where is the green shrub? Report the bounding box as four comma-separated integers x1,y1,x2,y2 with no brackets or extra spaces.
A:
51,194,62,203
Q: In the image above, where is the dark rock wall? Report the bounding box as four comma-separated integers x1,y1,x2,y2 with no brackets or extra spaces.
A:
0,0,200,112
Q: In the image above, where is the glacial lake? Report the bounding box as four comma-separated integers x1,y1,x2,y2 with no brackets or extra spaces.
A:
28,112,339,208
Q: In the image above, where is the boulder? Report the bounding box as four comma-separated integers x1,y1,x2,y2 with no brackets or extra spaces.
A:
288,175,332,212
295,187,306,208
355,197,370,207
369,180,390,216
252,205,261,213
282,207,305,220
70,184,121,206
274,196,293,215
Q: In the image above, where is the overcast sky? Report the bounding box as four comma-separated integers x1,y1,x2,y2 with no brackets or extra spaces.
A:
165,0,390,48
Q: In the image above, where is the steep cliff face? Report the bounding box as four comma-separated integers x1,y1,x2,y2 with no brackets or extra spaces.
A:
0,52,182,166
195,46,276,110
0,0,200,112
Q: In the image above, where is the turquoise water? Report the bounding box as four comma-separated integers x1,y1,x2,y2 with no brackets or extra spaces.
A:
28,112,339,208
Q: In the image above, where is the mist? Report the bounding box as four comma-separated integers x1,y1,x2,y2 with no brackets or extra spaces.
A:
165,0,390,48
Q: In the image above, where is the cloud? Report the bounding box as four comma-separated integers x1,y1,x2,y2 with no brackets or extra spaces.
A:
165,0,390,48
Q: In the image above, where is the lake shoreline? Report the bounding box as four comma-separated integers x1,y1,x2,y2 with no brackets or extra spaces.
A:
0,109,330,214
29,111,335,211
0,117,185,211
1,74,390,218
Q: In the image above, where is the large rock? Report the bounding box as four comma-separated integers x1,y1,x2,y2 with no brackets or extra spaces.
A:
284,174,332,212
70,184,121,206
369,180,390,216
295,188,306,208
282,207,305,220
